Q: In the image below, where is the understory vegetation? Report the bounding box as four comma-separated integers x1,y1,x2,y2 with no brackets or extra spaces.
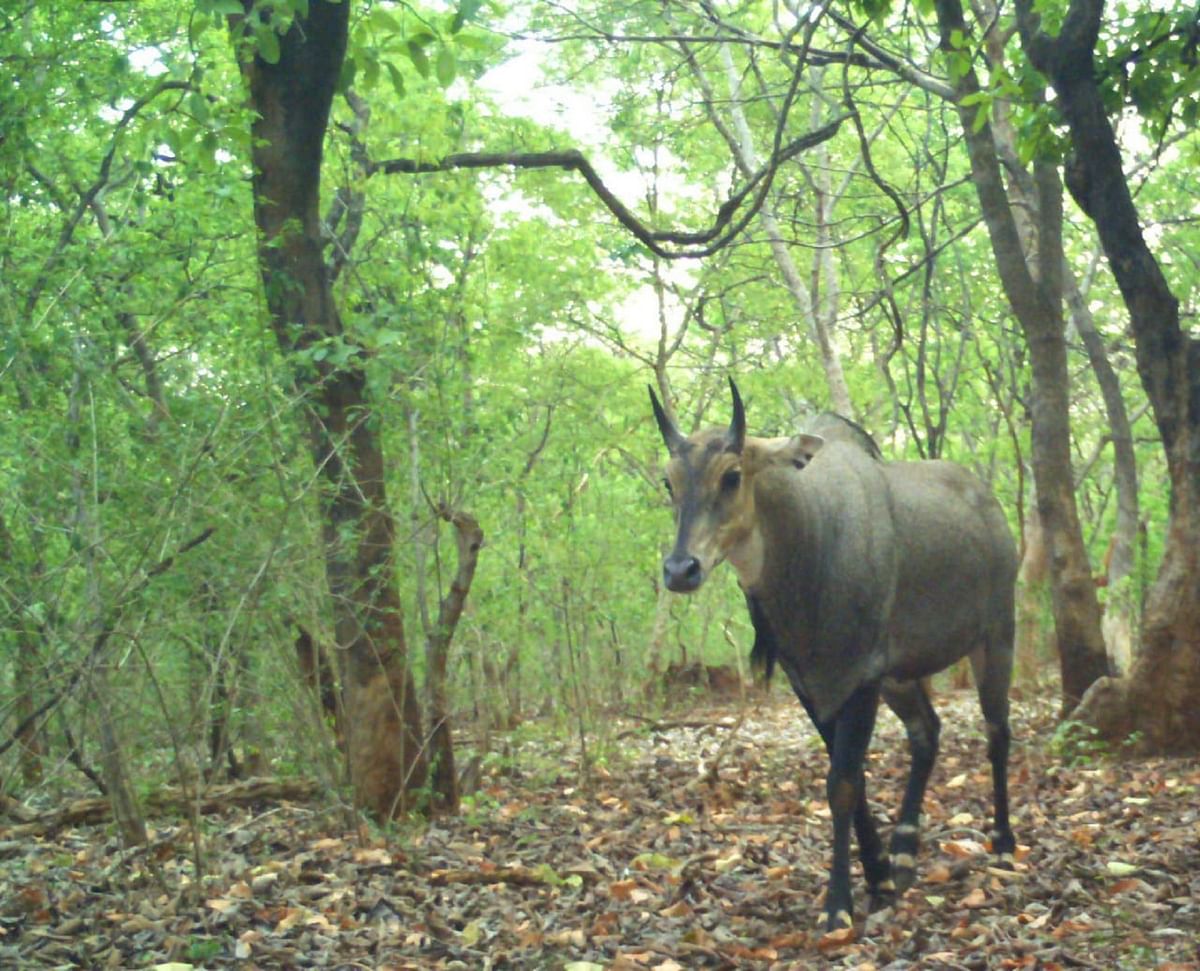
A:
2,0,1199,964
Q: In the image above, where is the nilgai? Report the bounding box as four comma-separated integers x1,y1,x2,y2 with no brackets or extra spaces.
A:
649,379,1019,931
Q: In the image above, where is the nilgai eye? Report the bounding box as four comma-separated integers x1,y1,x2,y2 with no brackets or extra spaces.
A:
721,469,742,492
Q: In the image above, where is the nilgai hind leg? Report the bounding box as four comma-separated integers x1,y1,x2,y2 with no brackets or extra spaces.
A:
879,679,941,894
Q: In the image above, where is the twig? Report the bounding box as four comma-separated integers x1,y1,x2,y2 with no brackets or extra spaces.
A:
0,527,217,759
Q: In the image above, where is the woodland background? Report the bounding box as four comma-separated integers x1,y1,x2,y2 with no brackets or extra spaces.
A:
2,0,1200,966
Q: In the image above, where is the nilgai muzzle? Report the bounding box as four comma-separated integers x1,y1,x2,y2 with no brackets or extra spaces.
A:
650,379,1019,932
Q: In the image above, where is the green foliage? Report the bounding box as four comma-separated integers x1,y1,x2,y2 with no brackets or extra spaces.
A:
1050,719,1143,767
1,0,1191,821
1049,719,1110,767
186,937,224,961
1096,2,1200,137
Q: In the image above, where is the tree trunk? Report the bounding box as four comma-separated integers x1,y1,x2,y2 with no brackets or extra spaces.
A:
1066,271,1139,672
932,0,1111,711
976,25,1139,675
425,505,484,814
714,46,853,414
233,0,426,817
1016,0,1200,749
1014,494,1050,685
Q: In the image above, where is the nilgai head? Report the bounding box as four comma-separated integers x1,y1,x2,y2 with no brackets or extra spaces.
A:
649,378,824,593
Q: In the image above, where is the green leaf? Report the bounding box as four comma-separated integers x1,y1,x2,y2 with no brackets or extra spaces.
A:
369,8,401,34
451,0,485,32
386,62,406,99
189,13,211,46
188,90,211,123
256,28,280,65
406,40,430,78
435,46,456,87
337,55,357,93
362,53,380,89
199,0,244,15
199,129,220,159
968,93,991,132
630,852,681,872
533,863,563,885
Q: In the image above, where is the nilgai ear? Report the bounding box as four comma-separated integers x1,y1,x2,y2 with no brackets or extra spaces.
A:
777,433,825,470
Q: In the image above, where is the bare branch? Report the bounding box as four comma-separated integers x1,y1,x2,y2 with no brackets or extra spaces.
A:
371,118,846,259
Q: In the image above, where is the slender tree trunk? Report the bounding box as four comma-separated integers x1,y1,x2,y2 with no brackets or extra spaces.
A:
1017,0,1200,749
14,644,44,785
1066,273,1139,672
932,0,1110,711
425,505,483,814
233,0,426,816
714,47,853,414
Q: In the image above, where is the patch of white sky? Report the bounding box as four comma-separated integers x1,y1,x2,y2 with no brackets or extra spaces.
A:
477,33,697,349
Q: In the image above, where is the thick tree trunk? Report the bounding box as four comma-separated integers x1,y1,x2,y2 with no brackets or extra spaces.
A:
932,0,1110,711
234,0,426,816
979,41,1140,674
1017,0,1200,749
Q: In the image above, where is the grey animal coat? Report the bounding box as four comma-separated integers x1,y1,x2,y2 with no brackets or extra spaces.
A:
748,439,1018,724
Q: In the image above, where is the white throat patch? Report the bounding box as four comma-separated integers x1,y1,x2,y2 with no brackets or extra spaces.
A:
725,525,765,589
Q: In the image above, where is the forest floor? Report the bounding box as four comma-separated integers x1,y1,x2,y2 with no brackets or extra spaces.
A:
3,687,1200,970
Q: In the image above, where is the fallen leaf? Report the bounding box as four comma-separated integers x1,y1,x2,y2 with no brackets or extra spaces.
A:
817,926,857,951
942,838,987,858
658,900,692,918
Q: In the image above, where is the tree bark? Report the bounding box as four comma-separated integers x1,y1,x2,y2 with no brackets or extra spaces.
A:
233,0,426,816
425,504,484,814
1016,0,1200,750
1066,271,1139,672
932,0,1111,711
976,31,1140,673
1014,494,1050,685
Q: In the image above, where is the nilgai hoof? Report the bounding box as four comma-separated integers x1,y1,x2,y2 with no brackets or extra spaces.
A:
868,877,896,910
889,852,917,893
824,908,853,932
